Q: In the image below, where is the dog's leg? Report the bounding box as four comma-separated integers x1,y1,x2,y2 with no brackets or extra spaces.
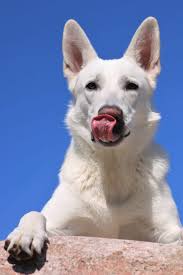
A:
4,184,97,260
4,211,48,261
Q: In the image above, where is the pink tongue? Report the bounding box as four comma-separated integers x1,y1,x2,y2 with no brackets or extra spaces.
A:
91,114,117,142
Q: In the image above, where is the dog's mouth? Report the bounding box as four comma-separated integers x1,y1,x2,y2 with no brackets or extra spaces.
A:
91,106,130,147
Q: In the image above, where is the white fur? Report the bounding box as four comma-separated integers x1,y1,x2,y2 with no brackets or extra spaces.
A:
5,17,183,260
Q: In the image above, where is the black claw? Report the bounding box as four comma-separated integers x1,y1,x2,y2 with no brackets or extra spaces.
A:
8,244,21,258
8,249,17,257
4,240,10,251
12,243,17,249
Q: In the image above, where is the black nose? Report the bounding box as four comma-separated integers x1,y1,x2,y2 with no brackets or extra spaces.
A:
98,105,123,118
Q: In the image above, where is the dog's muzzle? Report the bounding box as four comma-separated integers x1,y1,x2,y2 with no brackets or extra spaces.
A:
91,105,130,146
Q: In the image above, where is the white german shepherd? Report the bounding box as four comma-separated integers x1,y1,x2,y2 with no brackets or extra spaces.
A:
5,17,182,260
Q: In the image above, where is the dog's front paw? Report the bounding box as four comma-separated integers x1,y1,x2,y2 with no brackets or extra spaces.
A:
4,227,48,261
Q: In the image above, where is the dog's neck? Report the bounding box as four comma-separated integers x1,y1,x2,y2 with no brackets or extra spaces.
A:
69,136,138,204
65,116,159,204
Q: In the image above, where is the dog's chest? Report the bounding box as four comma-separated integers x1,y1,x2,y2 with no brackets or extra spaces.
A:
82,190,150,239
63,148,154,239
79,160,154,239
92,157,136,205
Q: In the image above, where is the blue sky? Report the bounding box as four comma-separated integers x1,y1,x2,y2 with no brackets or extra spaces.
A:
0,1,183,240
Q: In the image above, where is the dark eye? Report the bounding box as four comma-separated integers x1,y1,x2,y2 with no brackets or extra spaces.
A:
86,81,98,90
125,82,139,90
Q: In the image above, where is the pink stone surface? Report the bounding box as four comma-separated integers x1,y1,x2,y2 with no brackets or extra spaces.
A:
1,236,183,274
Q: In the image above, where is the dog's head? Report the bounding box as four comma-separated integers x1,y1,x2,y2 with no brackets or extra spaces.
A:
63,17,161,152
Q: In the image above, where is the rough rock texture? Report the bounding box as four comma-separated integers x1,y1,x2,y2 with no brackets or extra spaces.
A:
1,236,183,274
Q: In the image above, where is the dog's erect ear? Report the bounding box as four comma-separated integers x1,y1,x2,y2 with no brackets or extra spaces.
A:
125,17,160,84
62,20,97,82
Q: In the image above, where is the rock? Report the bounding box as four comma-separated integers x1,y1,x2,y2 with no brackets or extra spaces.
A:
1,236,183,274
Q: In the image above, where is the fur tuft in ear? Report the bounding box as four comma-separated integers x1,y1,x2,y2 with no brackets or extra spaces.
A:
125,17,160,84
62,20,97,83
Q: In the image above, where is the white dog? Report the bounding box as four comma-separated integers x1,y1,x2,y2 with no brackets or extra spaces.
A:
5,17,183,261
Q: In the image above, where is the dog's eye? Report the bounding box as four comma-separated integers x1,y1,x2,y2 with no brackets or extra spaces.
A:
86,81,98,91
125,82,139,90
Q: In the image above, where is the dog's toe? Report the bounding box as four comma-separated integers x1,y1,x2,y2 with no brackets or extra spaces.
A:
4,239,10,251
